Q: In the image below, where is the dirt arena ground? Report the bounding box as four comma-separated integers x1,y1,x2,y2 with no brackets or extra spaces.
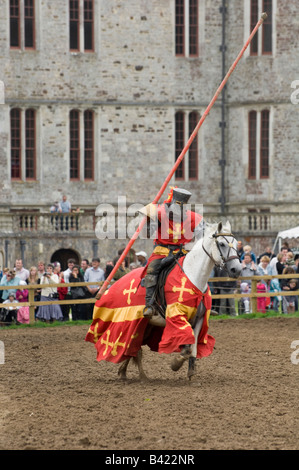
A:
0,317,298,451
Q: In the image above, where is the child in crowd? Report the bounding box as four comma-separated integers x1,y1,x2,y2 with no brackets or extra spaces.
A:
282,278,298,314
270,277,281,312
240,282,251,314
16,280,29,324
1,293,19,324
257,279,267,313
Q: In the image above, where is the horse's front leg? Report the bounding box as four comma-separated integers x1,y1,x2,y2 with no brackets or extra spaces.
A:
171,344,192,371
187,314,204,379
118,357,131,380
133,348,149,381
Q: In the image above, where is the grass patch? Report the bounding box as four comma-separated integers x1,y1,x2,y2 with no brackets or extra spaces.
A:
1,310,299,330
212,310,299,321
0,319,91,330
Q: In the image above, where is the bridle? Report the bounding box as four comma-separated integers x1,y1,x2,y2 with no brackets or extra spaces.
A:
202,231,240,269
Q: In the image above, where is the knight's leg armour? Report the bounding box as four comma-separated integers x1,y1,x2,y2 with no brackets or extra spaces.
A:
143,259,163,318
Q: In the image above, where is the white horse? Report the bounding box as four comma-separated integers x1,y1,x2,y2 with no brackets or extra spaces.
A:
118,220,242,380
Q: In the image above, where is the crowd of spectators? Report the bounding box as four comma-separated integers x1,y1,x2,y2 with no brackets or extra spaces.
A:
0,249,148,325
210,241,299,316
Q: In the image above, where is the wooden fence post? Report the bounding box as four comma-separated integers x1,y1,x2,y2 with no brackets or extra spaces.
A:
28,287,35,324
251,278,257,314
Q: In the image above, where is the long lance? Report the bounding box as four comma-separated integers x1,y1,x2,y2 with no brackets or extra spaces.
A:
96,12,267,299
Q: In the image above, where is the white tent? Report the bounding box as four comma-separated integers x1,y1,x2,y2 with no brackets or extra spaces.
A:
272,225,299,253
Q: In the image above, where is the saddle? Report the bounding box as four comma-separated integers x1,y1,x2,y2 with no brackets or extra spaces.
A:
151,251,186,318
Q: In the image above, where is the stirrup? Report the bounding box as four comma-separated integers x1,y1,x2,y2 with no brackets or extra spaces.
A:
143,306,155,318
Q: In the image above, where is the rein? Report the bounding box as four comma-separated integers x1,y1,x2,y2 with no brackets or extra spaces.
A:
202,232,239,268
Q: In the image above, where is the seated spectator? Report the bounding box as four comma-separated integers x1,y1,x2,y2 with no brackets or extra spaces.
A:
1,293,19,324
0,270,21,301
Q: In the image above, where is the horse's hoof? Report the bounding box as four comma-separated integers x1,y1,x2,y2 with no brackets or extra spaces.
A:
118,372,127,380
139,373,149,382
171,355,186,371
187,357,196,380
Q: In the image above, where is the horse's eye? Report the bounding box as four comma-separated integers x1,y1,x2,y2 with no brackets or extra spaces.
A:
220,242,225,247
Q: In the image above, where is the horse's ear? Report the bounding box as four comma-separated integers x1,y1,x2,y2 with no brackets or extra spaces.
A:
225,220,231,232
217,222,222,233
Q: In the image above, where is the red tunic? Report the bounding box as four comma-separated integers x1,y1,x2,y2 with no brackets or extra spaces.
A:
155,205,202,246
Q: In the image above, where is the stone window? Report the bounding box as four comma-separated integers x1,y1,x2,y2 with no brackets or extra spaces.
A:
69,0,94,52
248,109,270,180
70,109,80,179
249,0,273,56
175,110,199,181
175,0,199,57
10,107,36,181
70,109,94,181
10,0,35,49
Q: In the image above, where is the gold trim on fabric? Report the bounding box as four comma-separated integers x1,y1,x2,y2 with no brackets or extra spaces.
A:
166,302,197,321
93,305,144,322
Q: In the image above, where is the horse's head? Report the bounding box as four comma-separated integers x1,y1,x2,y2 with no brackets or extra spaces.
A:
205,221,242,278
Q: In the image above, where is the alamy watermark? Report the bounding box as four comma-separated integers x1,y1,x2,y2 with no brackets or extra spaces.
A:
290,80,299,104
0,341,4,365
290,340,299,365
94,196,204,241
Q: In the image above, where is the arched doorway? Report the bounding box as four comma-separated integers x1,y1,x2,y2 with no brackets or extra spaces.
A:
51,249,80,271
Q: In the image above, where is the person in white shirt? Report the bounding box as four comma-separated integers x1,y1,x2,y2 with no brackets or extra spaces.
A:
14,259,29,281
84,258,105,297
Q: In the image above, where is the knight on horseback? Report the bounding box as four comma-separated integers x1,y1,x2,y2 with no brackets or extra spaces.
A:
140,187,203,319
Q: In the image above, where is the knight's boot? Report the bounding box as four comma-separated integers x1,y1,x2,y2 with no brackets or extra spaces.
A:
143,306,155,318
142,260,161,319
143,281,157,319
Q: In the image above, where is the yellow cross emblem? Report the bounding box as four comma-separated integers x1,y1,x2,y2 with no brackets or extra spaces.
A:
168,223,185,243
172,276,195,302
101,330,126,356
179,316,192,330
123,279,137,305
88,322,103,343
